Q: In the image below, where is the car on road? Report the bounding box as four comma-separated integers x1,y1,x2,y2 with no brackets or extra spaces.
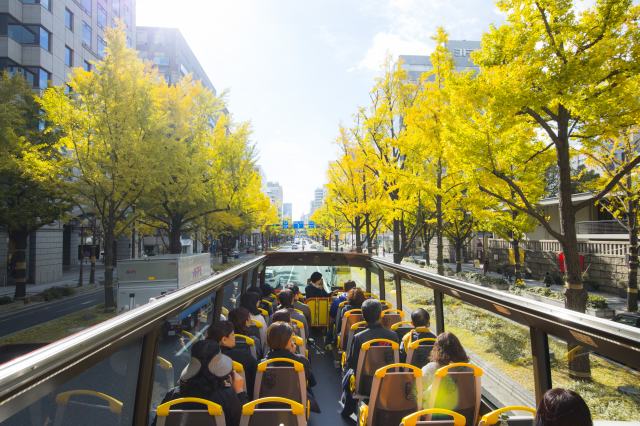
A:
231,249,240,258
612,312,640,328
291,244,298,250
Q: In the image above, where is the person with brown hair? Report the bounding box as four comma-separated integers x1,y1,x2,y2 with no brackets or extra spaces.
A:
336,287,367,335
272,288,309,339
285,283,312,324
228,307,262,358
421,332,469,387
271,308,292,323
536,388,592,426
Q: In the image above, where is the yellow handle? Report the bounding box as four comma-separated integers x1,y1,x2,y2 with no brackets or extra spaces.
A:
401,408,466,426
350,320,367,331
374,363,422,378
338,300,348,308
292,335,304,346
435,362,483,378
480,406,536,425
250,319,263,329
381,309,404,317
157,397,222,417
181,330,195,340
291,318,304,329
156,356,173,370
261,299,273,307
344,309,363,318
390,321,413,331
235,334,255,346
257,357,304,372
55,390,122,414
257,307,268,317
361,338,399,350
294,308,304,316
365,293,379,299
232,361,244,373
408,337,436,350
341,351,347,368
242,397,304,415
358,403,369,426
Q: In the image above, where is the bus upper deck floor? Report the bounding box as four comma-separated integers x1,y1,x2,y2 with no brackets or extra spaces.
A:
0,252,639,425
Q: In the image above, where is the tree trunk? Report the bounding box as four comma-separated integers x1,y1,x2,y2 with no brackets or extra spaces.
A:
103,227,116,310
392,219,402,264
169,218,182,254
628,196,638,312
355,216,363,253
365,215,373,254
89,253,96,285
455,240,463,273
10,230,29,300
512,238,521,280
556,105,590,381
221,235,228,264
436,159,444,275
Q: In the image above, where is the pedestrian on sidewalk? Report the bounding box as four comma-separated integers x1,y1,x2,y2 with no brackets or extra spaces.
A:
483,258,489,275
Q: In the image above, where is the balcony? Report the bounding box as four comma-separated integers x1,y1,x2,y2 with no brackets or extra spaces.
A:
576,220,629,240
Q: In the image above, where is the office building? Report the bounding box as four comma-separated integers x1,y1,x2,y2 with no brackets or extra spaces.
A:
309,187,325,215
399,40,481,82
265,182,283,219
136,26,215,93
1,0,136,89
283,203,292,220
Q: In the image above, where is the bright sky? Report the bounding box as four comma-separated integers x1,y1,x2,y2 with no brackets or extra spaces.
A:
136,0,504,219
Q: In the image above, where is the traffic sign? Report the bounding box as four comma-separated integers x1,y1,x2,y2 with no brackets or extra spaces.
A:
293,221,304,229
282,220,289,229
308,221,315,229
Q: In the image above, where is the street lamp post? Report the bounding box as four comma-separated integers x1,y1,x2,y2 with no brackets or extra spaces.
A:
78,221,86,287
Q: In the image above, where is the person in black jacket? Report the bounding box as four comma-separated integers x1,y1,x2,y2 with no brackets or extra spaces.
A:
208,320,258,399
304,271,330,298
155,340,247,426
347,298,399,372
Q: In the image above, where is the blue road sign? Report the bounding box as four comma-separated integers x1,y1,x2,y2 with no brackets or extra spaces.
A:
308,221,315,229
282,220,289,229
293,221,304,229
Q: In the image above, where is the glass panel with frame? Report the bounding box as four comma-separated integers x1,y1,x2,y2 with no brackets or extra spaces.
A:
443,295,536,408
97,3,107,28
82,21,91,47
65,8,73,30
65,46,73,67
1,338,143,426
548,333,640,422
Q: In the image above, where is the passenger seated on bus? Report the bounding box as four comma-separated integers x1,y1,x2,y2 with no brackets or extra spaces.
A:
239,292,267,348
273,289,309,340
272,308,292,323
336,288,367,341
536,388,592,426
156,340,247,426
263,321,320,412
208,321,258,399
285,284,312,325
304,271,330,298
330,280,357,319
401,308,436,353
229,307,263,358
421,332,468,390
347,298,399,372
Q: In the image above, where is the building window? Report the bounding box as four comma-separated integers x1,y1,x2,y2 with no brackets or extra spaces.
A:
65,46,73,67
78,0,92,15
97,3,107,28
83,60,91,71
65,8,74,31
82,21,91,48
39,27,50,51
97,37,105,58
21,0,51,11
38,68,50,89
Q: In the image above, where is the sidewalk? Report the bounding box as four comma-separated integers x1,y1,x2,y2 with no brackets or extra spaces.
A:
0,264,105,299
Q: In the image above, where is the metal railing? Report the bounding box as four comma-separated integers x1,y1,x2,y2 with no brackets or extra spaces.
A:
488,238,631,256
0,251,639,424
576,220,628,235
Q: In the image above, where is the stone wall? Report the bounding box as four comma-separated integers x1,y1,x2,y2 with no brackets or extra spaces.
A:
486,246,634,296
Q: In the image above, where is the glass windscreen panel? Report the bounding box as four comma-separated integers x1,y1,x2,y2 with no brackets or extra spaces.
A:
549,333,640,422
442,295,536,408
2,339,142,426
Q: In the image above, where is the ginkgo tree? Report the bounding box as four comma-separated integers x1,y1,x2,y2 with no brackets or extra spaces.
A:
40,27,165,309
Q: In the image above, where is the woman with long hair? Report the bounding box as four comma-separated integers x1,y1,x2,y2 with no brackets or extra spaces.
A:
421,332,469,387
239,291,267,350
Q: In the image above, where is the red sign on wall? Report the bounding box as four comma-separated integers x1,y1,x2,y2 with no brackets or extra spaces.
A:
557,252,585,273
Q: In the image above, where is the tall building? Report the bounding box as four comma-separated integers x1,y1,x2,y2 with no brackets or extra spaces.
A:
265,182,283,218
399,40,481,82
309,187,325,215
0,0,136,89
282,203,292,219
136,26,215,93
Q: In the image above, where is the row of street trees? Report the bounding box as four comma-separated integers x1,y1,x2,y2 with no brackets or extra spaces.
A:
316,0,640,380
0,27,279,308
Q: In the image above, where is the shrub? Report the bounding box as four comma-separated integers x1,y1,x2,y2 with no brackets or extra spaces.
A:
587,294,608,309
40,286,76,301
0,296,12,305
485,326,528,363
